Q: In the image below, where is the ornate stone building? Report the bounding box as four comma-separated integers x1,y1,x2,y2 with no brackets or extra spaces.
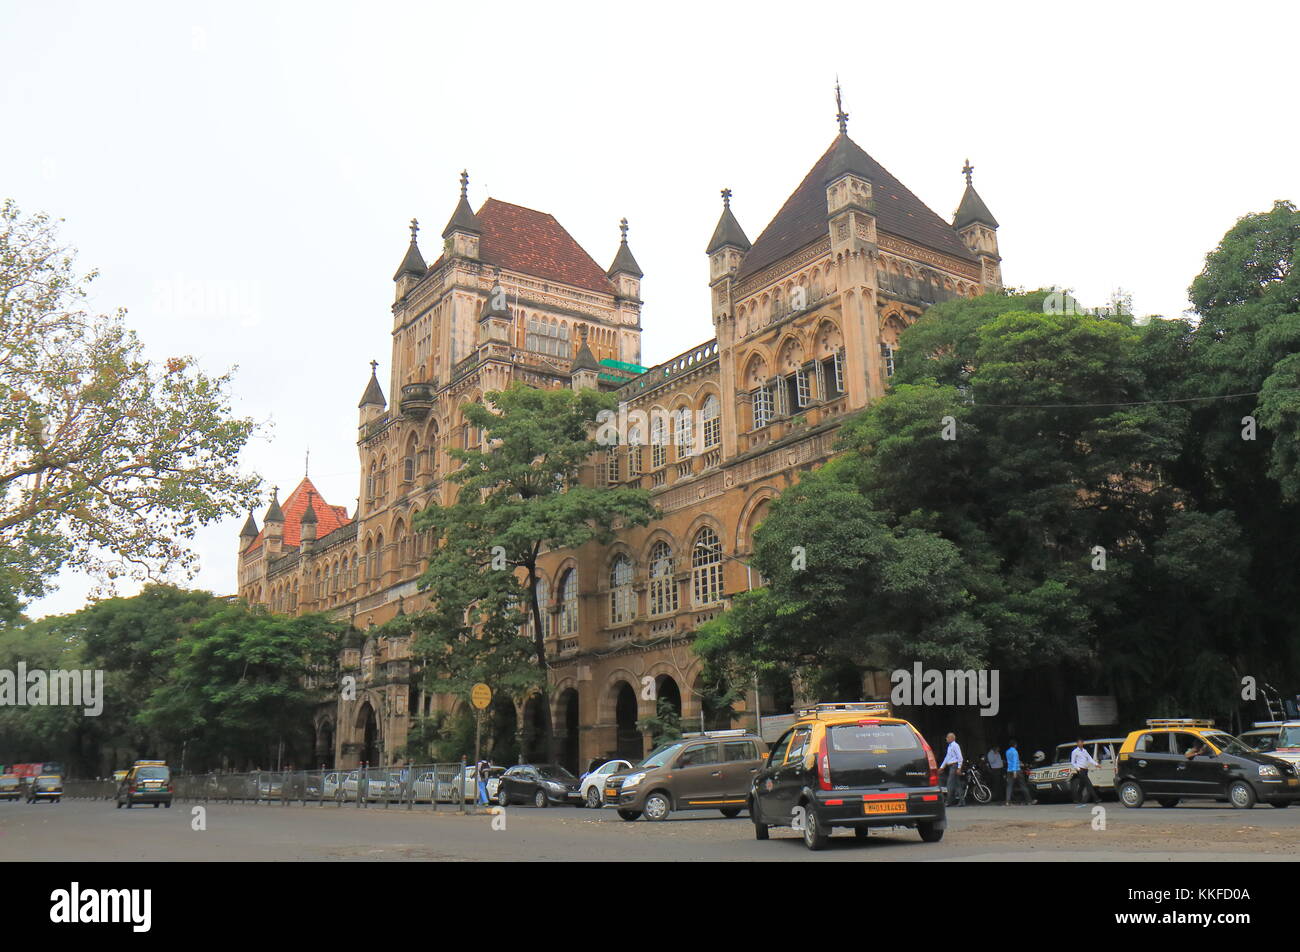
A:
237,117,1002,771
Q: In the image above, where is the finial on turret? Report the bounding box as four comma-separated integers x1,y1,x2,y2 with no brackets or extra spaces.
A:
459,169,469,198
409,218,419,241
721,187,732,208
962,159,974,186
619,217,629,242
835,78,848,134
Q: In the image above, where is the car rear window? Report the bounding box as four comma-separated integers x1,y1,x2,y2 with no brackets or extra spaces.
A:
828,723,920,755
135,766,169,780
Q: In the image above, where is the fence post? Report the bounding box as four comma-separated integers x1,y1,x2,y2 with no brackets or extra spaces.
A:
458,756,467,815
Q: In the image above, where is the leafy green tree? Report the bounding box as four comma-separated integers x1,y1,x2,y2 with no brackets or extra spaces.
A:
413,383,655,765
637,698,683,747
139,602,344,769
0,200,261,611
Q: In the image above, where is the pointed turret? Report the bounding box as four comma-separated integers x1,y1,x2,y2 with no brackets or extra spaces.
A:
570,325,600,391
358,360,386,429
706,188,751,255
393,218,426,300
239,510,259,554
299,491,317,551
953,160,1002,290
442,170,482,259
263,486,284,555
607,218,643,278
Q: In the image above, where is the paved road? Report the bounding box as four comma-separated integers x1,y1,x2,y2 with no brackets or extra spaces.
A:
3,797,1296,861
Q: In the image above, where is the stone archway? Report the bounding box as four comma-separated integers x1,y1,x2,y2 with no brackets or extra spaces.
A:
522,695,548,764
557,688,580,775
614,681,641,762
314,718,335,769
356,701,379,766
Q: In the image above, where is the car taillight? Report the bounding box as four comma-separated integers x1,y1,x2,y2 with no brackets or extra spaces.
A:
914,730,939,786
817,735,831,790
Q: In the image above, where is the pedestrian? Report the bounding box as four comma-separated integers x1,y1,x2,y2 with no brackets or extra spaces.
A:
939,732,963,806
985,743,1004,800
475,757,490,806
1004,740,1032,805
1070,739,1100,806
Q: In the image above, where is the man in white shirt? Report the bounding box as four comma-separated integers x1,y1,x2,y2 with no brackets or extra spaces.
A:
1069,739,1100,806
939,732,963,806
985,744,1003,800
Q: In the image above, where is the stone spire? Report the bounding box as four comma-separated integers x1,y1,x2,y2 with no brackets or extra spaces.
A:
953,159,999,229
358,360,386,409
441,169,482,238
607,218,643,278
393,217,427,281
706,188,751,254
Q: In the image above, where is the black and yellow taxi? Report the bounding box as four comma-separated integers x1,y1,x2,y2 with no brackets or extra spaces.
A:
115,760,173,809
1,773,24,800
1114,718,1300,810
749,702,946,850
26,773,63,803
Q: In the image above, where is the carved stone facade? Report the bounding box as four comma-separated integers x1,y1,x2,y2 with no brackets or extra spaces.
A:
237,128,1002,771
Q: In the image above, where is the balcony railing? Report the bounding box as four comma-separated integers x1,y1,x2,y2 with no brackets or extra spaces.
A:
399,382,437,420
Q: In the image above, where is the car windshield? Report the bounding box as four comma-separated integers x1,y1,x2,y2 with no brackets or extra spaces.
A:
537,765,576,781
1278,726,1300,748
1053,745,1073,764
639,743,685,769
1204,733,1252,756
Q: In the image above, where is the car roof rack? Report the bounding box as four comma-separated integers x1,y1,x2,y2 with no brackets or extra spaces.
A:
681,729,751,738
1251,721,1285,729
796,701,893,719
1144,718,1214,729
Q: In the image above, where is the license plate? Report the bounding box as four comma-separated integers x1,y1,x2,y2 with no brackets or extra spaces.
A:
1288,778,1298,786
605,788,617,797
863,800,907,815
1035,783,1051,789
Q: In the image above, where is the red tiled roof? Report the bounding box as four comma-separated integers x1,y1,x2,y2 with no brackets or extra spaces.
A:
247,477,351,552
440,198,615,295
737,134,976,281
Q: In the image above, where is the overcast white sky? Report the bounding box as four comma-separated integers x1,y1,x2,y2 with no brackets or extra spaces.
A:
3,0,1296,619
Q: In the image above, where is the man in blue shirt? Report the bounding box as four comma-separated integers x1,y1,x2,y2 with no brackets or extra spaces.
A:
1004,739,1032,805
939,732,963,806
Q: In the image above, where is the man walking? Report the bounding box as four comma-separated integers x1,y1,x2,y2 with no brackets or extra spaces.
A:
939,732,963,806
1004,739,1031,805
475,757,491,807
1070,740,1100,806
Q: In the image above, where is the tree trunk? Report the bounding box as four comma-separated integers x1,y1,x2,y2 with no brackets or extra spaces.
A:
527,564,558,766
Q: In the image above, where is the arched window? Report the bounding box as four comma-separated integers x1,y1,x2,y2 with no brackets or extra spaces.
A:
648,541,678,616
651,412,667,469
627,425,643,477
609,555,634,624
692,527,723,606
674,407,694,458
701,395,720,449
558,569,578,636
403,434,418,483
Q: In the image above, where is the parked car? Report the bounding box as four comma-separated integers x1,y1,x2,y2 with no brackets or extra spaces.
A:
1115,718,1300,809
1265,721,1300,765
749,703,946,850
482,766,506,802
604,729,765,822
579,759,632,808
116,761,173,809
1026,738,1125,801
27,774,62,803
0,774,21,801
1240,723,1282,753
496,764,582,807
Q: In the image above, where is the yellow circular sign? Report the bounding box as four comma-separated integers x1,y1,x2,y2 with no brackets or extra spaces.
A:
471,683,492,709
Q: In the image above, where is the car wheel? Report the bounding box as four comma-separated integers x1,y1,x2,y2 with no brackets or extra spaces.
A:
719,807,742,819
584,787,602,809
533,789,548,809
918,820,944,843
753,815,769,840
617,809,641,821
802,805,829,850
165,802,171,809
1118,780,1144,808
154,803,160,808
496,788,510,807
116,800,123,809
1270,801,1290,808
1158,798,1180,808
1228,781,1256,809
854,827,870,839
643,792,671,822
126,802,133,809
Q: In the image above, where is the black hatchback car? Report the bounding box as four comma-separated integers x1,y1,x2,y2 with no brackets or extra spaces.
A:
495,764,582,807
751,702,947,850
1114,721,1300,809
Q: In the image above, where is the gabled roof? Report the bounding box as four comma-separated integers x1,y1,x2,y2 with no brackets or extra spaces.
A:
247,477,350,552
737,133,976,280
435,199,615,295
953,183,999,229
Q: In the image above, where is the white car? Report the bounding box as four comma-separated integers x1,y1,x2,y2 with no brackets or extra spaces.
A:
579,759,632,808
1269,721,1300,768
1027,739,1124,800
